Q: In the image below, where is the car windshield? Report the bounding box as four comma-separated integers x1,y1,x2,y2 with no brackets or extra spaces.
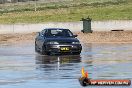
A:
45,29,73,37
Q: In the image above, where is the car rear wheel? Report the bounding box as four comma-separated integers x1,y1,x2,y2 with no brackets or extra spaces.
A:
35,43,39,52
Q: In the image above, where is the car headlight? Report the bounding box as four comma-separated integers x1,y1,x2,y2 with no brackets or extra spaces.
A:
47,41,59,44
72,42,80,44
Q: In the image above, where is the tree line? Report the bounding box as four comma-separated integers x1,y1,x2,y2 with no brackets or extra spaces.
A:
0,0,38,4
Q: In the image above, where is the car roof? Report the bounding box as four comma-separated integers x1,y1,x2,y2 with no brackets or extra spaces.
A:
44,28,69,30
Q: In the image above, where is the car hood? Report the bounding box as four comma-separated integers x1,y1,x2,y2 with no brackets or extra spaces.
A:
46,37,79,42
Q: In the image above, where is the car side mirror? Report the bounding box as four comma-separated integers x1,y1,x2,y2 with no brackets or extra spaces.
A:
81,30,84,33
73,35,78,37
41,34,44,37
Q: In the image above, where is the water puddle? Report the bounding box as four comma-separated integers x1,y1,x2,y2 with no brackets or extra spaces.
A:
0,43,132,88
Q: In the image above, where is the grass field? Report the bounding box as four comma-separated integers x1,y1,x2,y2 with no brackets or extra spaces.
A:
0,0,132,24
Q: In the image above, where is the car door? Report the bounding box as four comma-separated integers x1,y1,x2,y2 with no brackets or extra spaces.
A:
38,30,46,49
35,32,42,49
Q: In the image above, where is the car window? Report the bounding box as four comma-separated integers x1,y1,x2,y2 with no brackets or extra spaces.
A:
45,29,73,37
51,30,62,35
66,30,73,37
41,29,46,34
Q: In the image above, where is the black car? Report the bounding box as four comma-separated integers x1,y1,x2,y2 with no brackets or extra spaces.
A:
35,28,82,55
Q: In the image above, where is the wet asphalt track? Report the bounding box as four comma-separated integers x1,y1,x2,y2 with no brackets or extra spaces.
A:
0,43,132,88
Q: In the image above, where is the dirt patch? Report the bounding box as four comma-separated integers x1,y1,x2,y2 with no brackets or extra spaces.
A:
0,32,36,45
0,31,132,45
76,31,132,43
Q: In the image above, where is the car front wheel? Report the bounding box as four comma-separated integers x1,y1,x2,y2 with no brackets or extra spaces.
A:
41,46,50,55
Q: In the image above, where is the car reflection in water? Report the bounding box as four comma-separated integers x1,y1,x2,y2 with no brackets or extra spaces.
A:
36,55,81,71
